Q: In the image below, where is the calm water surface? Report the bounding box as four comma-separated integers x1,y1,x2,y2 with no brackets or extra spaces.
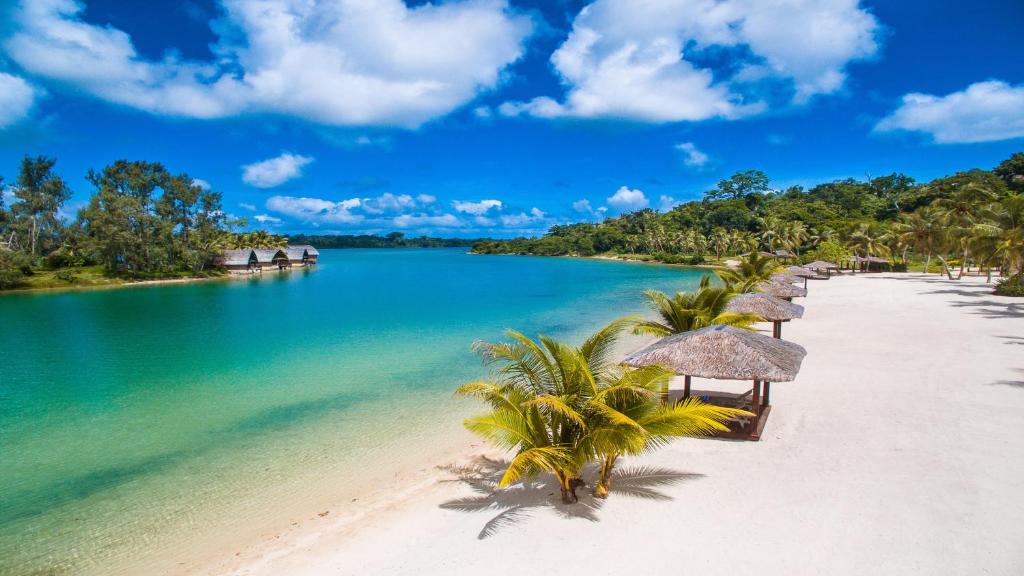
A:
0,249,705,575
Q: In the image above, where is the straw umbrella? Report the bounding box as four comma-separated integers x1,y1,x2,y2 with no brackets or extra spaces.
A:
771,271,799,284
805,260,838,278
756,280,807,301
786,265,818,289
624,325,807,440
725,292,804,338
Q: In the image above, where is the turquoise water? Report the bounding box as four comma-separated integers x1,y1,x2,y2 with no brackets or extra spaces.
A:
0,249,705,575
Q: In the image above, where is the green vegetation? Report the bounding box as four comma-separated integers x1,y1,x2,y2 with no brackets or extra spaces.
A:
632,275,759,337
456,318,748,503
289,232,478,249
472,152,1024,295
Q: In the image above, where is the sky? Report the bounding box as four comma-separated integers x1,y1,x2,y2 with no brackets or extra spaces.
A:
0,0,1022,238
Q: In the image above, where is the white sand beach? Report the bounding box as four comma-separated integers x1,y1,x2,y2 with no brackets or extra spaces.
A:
210,273,1024,576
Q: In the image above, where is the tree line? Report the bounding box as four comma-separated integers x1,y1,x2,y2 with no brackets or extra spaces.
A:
0,157,255,288
471,152,1024,295
289,232,478,249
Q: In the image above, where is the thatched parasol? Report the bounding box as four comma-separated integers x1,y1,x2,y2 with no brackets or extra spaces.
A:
771,272,799,285
786,265,819,289
805,260,839,278
623,325,807,440
725,293,804,338
757,280,807,300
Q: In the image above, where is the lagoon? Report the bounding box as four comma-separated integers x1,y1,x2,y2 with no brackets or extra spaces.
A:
0,249,704,575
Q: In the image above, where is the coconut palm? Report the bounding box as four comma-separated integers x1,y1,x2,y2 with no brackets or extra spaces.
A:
846,223,891,271
715,251,781,292
633,275,760,336
893,207,944,275
935,184,997,278
586,367,747,498
975,194,1024,280
457,319,744,503
709,227,730,260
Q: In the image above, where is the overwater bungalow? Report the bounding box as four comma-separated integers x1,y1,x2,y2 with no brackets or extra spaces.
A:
218,249,258,273
253,249,290,270
285,244,319,267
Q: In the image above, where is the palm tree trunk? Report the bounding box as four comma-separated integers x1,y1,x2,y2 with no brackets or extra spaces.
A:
924,254,931,276
556,471,582,504
594,454,617,499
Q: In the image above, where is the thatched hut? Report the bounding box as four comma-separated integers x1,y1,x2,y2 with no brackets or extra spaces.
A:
218,249,257,273
757,280,807,301
773,249,796,262
725,293,804,338
786,265,819,289
253,249,289,270
624,325,807,440
285,244,319,267
850,255,890,273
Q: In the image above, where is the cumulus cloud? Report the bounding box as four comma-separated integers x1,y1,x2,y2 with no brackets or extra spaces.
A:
453,199,503,215
393,213,463,228
501,0,878,122
659,195,681,212
191,178,211,190
874,80,1024,144
607,186,648,211
266,195,364,224
676,142,709,166
361,192,416,214
5,0,532,128
416,194,436,204
0,72,38,128
242,152,314,188
254,213,282,224
239,202,257,211
572,198,608,218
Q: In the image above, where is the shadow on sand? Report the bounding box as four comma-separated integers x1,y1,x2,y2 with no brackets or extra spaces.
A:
991,369,1024,389
438,455,701,539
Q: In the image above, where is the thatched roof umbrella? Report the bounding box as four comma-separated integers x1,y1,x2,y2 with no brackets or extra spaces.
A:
757,280,807,301
805,260,839,278
771,271,799,284
725,292,804,338
624,325,807,440
786,265,818,289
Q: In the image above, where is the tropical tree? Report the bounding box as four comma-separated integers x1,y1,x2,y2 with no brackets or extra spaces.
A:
715,251,780,292
935,183,996,278
9,156,71,260
846,223,891,272
893,207,944,275
633,275,760,336
456,320,745,503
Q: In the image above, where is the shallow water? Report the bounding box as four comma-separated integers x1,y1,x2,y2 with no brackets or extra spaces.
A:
0,249,705,575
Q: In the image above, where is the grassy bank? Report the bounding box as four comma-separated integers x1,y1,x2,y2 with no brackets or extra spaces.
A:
2,265,228,294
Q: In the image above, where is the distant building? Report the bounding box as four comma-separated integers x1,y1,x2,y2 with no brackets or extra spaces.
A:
218,249,258,272
218,246,318,273
285,244,319,267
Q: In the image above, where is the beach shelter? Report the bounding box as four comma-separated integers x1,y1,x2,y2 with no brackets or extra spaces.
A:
756,280,807,301
805,260,839,278
725,293,804,338
786,265,818,289
771,271,800,285
624,325,807,440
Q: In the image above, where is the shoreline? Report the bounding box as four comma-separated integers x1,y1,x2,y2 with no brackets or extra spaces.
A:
207,272,1024,576
0,266,311,296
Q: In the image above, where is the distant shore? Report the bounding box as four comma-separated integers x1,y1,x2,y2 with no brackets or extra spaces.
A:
0,266,310,296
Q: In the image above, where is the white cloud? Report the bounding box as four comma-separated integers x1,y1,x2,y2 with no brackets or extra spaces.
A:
473,106,492,119
675,142,709,166
501,0,878,122
607,186,648,211
191,178,211,190
254,214,282,224
394,213,463,228
266,195,364,224
239,202,256,211
5,0,532,128
242,152,314,188
361,192,416,214
659,195,681,211
874,80,1024,144
453,199,503,215
416,194,436,204
0,72,38,128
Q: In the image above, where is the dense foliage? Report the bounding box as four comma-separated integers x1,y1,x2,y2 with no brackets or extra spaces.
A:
289,232,478,249
472,152,1024,292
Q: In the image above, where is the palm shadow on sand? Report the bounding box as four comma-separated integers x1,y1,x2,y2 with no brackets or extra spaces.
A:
438,455,701,539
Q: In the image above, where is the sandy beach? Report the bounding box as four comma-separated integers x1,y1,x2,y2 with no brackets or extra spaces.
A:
207,273,1024,576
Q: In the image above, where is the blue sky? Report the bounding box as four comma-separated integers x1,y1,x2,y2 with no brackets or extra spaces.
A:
0,0,1022,237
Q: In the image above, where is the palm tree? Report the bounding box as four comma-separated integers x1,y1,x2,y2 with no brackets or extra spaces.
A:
633,275,760,336
456,319,745,503
586,367,745,498
975,194,1024,280
759,215,784,252
715,251,780,292
709,227,730,260
893,207,943,275
781,221,809,254
846,223,891,272
935,183,996,278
